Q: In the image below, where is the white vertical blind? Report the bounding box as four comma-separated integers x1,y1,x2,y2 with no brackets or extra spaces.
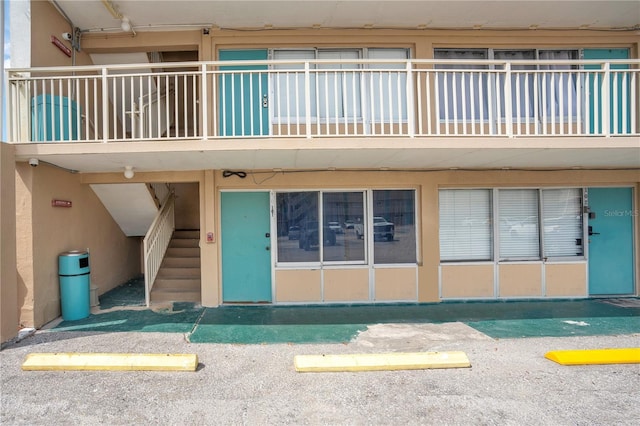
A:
542,188,583,257
494,50,536,119
498,189,540,259
368,48,409,122
538,50,579,119
434,49,489,120
273,50,315,120
439,189,492,261
317,50,360,120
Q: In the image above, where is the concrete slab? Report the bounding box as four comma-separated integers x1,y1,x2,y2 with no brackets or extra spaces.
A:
354,322,492,351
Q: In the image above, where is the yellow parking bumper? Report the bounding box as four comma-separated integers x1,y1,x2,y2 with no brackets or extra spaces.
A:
22,353,198,371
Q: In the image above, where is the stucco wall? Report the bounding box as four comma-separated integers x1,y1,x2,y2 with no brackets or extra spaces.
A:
15,164,140,328
173,183,200,230
30,0,94,67
212,168,639,304
1,143,19,343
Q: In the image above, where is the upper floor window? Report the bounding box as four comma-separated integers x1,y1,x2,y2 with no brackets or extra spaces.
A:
271,48,410,124
434,48,580,121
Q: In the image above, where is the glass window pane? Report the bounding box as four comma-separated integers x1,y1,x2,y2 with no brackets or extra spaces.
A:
542,189,583,257
494,50,536,118
434,49,489,120
439,189,492,261
272,50,316,120
499,189,540,259
368,49,409,122
317,50,361,120
373,190,416,264
538,50,579,119
322,192,365,262
276,192,319,262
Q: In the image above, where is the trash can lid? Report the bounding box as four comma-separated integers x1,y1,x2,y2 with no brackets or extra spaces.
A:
59,250,88,257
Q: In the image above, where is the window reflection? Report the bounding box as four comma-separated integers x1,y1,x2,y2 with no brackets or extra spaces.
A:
276,192,319,262
322,192,365,262
276,189,417,265
373,190,416,264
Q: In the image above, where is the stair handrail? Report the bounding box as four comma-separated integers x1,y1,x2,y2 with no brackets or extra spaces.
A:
143,191,175,306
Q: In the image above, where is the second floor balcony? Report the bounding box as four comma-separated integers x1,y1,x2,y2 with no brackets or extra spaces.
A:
6,58,640,144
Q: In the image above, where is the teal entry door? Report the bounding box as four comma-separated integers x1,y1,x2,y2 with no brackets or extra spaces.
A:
588,187,635,295
583,48,630,135
219,49,269,136
221,192,272,303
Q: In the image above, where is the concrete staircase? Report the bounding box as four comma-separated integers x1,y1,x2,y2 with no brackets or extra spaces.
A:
150,230,201,304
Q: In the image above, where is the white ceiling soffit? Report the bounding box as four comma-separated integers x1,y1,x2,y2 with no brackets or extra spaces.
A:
55,1,640,32
90,183,159,236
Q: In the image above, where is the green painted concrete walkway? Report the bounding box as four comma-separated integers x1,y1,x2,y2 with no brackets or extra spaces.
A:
51,278,640,344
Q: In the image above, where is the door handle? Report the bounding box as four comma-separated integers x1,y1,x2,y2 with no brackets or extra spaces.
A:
588,226,600,236
266,246,270,251
262,94,268,108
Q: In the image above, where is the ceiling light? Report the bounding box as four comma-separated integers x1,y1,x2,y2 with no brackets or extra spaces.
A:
124,166,134,179
121,17,131,32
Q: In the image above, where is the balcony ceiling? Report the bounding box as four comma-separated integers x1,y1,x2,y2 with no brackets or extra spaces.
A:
55,1,640,32
13,138,640,175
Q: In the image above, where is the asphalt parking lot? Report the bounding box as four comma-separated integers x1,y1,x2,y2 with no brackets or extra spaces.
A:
1,323,639,425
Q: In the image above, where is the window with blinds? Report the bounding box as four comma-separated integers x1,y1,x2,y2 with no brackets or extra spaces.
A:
439,189,492,261
271,48,410,123
498,189,540,260
440,187,584,262
542,188,584,258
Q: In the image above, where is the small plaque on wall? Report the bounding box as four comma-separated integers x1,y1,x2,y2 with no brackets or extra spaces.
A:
52,199,72,208
50,36,72,58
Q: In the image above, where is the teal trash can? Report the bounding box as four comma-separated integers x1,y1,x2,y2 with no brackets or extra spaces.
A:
31,94,81,142
58,250,90,321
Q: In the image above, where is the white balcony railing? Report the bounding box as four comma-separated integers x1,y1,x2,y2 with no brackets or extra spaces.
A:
143,191,175,307
6,59,639,143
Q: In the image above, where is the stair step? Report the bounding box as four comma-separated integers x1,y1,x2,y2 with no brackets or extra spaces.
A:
165,247,200,257
150,229,202,304
173,230,200,239
157,267,200,278
162,257,201,268
152,278,201,291
150,289,201,303
169,238,199,248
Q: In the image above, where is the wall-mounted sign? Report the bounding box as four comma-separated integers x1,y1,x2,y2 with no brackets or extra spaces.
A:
52,199,72,208
50,35,72,58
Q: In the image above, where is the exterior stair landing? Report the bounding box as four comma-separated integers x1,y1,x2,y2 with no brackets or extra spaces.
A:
150,230,201,304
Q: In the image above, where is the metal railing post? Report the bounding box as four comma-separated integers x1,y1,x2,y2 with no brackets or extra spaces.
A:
406,61,415,138
201,63,209,138
101,68,109,143
602,62,611,137
504,62,514,137
305,62,312,139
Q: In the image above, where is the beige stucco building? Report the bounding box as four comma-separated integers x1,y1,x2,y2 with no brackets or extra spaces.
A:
2,0,639,343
